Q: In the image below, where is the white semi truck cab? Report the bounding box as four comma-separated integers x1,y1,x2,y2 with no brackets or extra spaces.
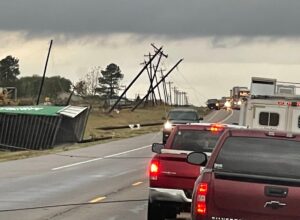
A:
239,77,300,133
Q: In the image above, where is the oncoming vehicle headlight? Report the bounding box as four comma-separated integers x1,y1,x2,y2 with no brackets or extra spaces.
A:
238,100,242,105
224,101,231,108
164,121,172,130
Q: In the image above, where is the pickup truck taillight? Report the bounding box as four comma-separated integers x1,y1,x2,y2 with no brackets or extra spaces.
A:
196,183,208,215
149,159,160,180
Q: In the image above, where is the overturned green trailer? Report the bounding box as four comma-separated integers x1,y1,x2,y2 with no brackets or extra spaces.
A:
0,106,90,151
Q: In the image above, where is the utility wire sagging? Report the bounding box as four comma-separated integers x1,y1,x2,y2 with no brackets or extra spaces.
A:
0,199,148,213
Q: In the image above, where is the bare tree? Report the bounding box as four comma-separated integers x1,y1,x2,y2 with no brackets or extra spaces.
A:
80,66,101,96
74,80,87,96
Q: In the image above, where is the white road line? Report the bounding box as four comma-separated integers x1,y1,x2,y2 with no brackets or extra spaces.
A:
52,157,104,171
104,145,150,158
52,145,150,171
218,109,234,123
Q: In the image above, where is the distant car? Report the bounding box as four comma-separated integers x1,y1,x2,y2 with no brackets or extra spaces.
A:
188,129,300,220
162,108,201,143
148,123,244,220
206,99,219,110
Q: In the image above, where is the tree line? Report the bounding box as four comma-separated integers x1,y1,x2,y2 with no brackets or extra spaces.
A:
0,55,124,102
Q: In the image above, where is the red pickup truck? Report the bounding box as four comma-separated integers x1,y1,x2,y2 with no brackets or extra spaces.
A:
188,129,300,220
148,123,243,220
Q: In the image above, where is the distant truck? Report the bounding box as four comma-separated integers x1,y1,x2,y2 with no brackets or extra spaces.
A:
162,108,200,143
239,77,300,133
230,86,250,109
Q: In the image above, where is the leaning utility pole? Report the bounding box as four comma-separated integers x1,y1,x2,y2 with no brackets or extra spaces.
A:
145,51,165,105
153,65,162,103
144,61,157,105
148,55,156,105
108,47,163,113
160,70,169,104
36,40,53,105
151,44,168,104
131,59,183,111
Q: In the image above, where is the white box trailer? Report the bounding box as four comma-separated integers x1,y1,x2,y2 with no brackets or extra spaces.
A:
239,97,300,133
250,77,276,96
277,84,296,95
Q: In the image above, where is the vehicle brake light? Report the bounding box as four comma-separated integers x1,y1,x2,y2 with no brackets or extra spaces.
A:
209,124,224,132
197,183,208,215
149,160,159,180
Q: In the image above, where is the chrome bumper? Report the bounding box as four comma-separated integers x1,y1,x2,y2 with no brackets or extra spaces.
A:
149,187,192,203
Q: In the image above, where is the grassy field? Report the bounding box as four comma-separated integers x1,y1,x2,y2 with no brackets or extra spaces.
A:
84,105,171,139
0,105,208,162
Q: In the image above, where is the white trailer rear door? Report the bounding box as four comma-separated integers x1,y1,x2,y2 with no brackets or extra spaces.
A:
253,106,286,131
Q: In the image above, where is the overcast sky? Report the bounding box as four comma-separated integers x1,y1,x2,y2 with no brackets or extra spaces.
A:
1,0,300,105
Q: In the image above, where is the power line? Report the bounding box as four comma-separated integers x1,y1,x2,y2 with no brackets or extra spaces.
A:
0,199,148,213
172,69,209,105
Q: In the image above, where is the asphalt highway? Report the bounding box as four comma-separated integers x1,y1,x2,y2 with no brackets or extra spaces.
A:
0,109,240,220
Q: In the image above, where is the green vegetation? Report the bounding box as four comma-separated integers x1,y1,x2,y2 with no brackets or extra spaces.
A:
16,75,72,100
96,63,124,99
0,56,20,86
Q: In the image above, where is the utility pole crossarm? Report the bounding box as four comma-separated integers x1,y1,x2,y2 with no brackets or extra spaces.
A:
131,59,183,111
108,47,163,113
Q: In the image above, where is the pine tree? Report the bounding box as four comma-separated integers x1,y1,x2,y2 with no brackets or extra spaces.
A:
0,56,20,86
96,63,124,99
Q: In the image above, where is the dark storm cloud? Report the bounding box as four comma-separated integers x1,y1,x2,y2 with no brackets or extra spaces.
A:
1,0,300,38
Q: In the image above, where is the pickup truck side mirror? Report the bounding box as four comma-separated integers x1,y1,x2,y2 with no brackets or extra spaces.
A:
152,143,164,154
161,116,166,120
199,117,204,121
187,152,207,166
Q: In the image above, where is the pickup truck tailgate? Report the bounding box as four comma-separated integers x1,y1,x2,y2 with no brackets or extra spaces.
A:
150,152,200,193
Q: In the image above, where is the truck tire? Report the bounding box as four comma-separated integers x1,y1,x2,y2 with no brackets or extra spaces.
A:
147,200,165,220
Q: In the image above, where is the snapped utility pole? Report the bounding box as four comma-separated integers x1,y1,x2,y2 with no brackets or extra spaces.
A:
151,43,168,104
108,47,163,113
132,59,183,111
143,60,157,105
36,40,53,105
160,69,169,104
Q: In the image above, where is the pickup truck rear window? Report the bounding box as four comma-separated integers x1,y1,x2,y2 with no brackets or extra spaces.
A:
172,129,221,152
215,137,300,179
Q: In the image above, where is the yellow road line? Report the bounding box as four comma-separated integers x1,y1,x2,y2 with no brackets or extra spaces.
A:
132,181,143,186
89,196,106,203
